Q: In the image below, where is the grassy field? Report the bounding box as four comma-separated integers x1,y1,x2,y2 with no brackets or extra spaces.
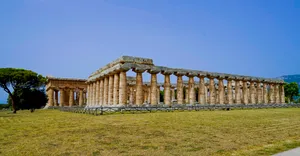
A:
0,109,300,156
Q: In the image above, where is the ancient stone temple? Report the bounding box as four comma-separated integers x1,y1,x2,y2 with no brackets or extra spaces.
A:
46,77,87,107
46,56,285,107
85,56,285,106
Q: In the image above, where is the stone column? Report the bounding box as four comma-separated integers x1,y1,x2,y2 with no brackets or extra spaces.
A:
119,71,128,105
135,69,145,105
99,79,104,105
250,80,256,104
59,88,65,107
113,73,120,105
129,86,134,104
280,83,285,104
95,80,100,105
108,75,114,105
209,76,215,104
104,76,109,105
270,83,275,104
149,71,159,105
198,75,206,104
235,79,241,104
176,74,184,104
69,89,74,107
227,78,233,104
163,73,171,105
185,86,189,103
242,80,249,104
275,83,280,104
47,88,54,106
257,82,263,104
171,87,176,102
86,85,90,105
187,75,195,104
205,85,208,104
79,89,83,106
263,82,268,104
92,83,96,105
147,86,151,104
218,77,224,104
54,90,58,106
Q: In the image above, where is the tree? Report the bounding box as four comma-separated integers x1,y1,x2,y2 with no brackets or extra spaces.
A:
284,82,299,103
0,68,46,113
7,88,47,112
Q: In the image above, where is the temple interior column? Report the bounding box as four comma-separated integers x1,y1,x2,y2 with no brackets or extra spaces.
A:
129,86,134,104
150,72,158,105
263,83,268,104
164,74,171,105
96,80,100,105
243,80,248,104
69,89,74,107
135,70,144,105
87,85,90,106
113,72,120,105
185,86,189,104
280,83,285,104
257,82,263,104
205,85,208,104
119,71,128,105
275,83,280,104
99,78,104,105
270,83,275,104
92,83,96,105
171,87,176,103
104,76,109,105
59,88,65,107
227,79,233,104
176,74,184,104
79,89,83,106
64,88,70,106
218,77,224,104
108,74,114,105
199,76,206,104
54,90,58,106
235,79,241,104
147,86,151,104
250,81,256,104
47,88,54,106
209,77,215,104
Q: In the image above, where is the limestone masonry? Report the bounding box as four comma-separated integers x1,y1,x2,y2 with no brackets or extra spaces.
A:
46,56,285,107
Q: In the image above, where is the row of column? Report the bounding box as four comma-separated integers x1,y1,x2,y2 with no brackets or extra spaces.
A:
47,88,86,107
87,71,127,106
87,71,285,106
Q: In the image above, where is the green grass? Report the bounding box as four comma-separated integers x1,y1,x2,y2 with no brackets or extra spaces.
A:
0,108,300,156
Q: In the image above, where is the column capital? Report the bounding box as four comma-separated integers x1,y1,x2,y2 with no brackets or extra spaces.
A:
217,75,225,80
186,72,198,77
174,71,187,76
161,70,173,75
133,68,146,73
148,67,160,74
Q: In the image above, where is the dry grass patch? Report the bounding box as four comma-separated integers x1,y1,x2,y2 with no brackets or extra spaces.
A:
0,108,300,156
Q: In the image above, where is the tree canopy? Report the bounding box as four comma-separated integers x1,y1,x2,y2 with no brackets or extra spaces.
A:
284,82,299,103
0,68,46,113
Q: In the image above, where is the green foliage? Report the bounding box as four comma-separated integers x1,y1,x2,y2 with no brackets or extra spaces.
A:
0,104,9,109
284,82,299,103
160,90,164,102
0,68,46,113
7,88,47,111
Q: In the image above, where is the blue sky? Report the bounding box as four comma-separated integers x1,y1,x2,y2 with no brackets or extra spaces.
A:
0,0,299,103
